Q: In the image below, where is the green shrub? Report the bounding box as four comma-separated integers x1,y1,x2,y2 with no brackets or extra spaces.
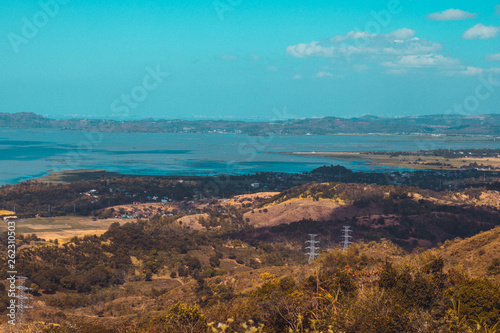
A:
165,302,207,333
447,278,500,326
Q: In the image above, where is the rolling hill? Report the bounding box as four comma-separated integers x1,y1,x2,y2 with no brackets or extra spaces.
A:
2,112,500,135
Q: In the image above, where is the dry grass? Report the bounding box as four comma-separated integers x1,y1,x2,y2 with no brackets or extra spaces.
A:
243,198,379,228
0,216,124,243
409,190,500,209
219,192,280,207
110,202,181,215
0,210,15,216
431,225,500,284
175,213,208,231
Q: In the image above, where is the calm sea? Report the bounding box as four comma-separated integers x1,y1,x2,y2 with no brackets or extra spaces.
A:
1,128,499,185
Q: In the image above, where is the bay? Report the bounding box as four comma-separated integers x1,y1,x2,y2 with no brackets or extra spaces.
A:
0,128,499,185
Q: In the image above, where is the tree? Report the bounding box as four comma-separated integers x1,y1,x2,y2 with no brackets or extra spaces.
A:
41,280,57,294
447,279,500,326
145,269,153,282
165,302,207,333
60,276,75,290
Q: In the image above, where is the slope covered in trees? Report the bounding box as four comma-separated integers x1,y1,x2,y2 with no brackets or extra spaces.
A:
2,227,500,332
1,179,500,331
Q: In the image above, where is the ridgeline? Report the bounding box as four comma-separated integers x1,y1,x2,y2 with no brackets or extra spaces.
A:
2,112,500,136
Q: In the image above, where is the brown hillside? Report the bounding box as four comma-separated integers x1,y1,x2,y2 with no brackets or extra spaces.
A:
175,213,208,231
219,192,279,207
416,190,500,209
244,198,379,228
432,225,500,284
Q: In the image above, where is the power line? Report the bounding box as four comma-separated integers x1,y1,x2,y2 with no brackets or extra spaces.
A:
341,226,353,252
305,234,319,263
16,276,33,326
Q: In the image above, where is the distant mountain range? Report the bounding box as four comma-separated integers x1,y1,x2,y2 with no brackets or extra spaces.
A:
1,112,500,136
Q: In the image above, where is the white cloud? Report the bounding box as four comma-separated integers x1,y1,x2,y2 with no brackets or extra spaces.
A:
462,24,500,39
250,54,260,60
386,69,408,75
267,66,278,71
486,53,500,61
442,66,500,76
447,66,484,76
329,31,374,43
315,71,334,78
353,64,369,71
427,9,477,21
292,74,302,79
286,28,499,76
286,41,334,58
388,28,417,40
382,54,460,68
286,29,441,61
221,55,238,60
496,5,500,15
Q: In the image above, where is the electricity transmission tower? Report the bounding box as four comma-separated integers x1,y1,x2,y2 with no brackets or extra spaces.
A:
341,226,353,252
305,234,319,263
16,276,33,325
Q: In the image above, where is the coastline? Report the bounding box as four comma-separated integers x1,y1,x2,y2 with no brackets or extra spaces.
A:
283,151,500,171
2,127,499,141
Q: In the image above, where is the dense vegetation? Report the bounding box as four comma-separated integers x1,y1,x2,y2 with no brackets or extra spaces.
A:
1,177,500,332
0,177,203,217
249,182,500,248
1,165,500,218
2,233,499,332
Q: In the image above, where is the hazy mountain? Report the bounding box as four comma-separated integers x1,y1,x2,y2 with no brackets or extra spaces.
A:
1,112,500,135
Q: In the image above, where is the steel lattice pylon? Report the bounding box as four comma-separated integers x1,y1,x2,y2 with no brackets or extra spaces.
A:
341,226,353,252
305,234,319,263
15,276,33,326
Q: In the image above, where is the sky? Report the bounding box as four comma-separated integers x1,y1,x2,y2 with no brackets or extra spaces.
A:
0,0,499,120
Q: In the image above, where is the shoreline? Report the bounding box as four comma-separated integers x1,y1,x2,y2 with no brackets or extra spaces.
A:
283,151,500,171
1,127,499,141
22,149,500,184
32,169,212,184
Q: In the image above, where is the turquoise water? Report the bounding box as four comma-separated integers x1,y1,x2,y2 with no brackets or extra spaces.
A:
0,128,499,184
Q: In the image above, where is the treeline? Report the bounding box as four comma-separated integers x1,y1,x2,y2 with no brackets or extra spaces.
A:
2,166,500,218
257,182,473,208
0,177,200,217
0,216,302,308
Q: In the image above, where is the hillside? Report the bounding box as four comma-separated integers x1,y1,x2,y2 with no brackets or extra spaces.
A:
2,224,500,332
2,181,500,332
433,225,500,284
2,112,500,135
245,198,344,227
233,183,500,250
